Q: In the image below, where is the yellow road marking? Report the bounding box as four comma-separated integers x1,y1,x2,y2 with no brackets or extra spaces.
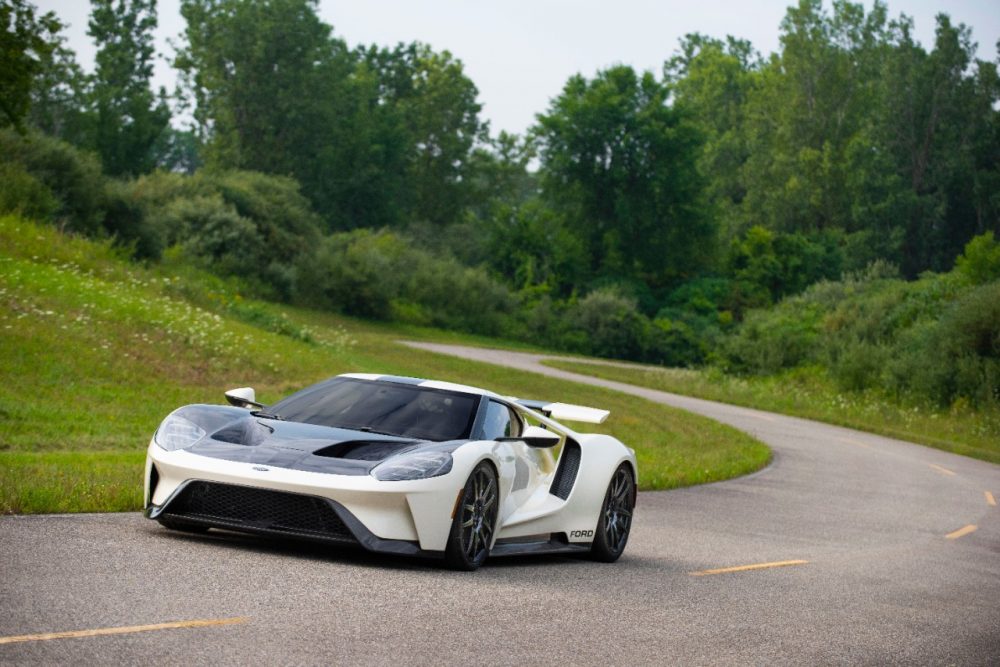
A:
0,617,248,646
838,437,871,449
945,524,977,540
928,463,956,477
689,559,809,576
986,491,997,507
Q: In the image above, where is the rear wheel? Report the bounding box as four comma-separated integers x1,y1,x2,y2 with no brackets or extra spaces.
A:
590,464,635,562
445,462,498,571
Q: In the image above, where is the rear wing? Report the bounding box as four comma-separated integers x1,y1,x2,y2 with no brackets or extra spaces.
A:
515,399,609,425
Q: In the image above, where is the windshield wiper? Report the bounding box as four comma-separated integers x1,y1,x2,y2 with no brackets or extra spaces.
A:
253,410,284,421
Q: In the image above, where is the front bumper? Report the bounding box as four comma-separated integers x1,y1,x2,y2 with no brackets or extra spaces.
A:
145,442,464,554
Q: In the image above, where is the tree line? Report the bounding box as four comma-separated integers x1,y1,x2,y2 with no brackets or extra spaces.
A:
2,0,998,406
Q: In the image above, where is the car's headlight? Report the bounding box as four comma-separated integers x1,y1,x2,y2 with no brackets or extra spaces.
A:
371,451,453,481
154,415,206,451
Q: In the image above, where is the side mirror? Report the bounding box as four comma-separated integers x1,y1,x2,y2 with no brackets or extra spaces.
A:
225,387,264,410
499,425,561,448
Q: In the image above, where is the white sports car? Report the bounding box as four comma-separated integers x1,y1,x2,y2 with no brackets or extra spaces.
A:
144,374,637,570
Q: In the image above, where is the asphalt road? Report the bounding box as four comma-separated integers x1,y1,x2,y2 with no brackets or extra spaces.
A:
2,344,999,665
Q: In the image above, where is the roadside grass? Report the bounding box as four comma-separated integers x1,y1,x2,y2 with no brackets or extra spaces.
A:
0,215,769,513
545,359,1000,465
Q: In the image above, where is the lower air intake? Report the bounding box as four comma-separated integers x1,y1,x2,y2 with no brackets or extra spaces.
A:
162,481,355,542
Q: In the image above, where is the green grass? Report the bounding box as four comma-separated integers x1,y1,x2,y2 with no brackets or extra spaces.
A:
0,215,769,513
545,359,1000,465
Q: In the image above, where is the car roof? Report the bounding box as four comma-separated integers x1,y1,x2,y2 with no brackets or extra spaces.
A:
337,373,501,399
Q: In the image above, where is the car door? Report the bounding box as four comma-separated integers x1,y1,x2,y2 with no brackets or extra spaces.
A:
480,400,554,518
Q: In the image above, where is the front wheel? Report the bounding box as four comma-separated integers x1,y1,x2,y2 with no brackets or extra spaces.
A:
445,462,498,571
589,463,635,562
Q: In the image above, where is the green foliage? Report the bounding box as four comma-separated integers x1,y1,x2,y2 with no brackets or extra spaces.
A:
955,232,1000,285
87,0,170,176
0,0,60,129
0,127,105,234
130,169,323,296
0,159,57,220
296,229,514,334
26,15,89,145
536,65,714,288
563,288,651,360
889,282,1000,406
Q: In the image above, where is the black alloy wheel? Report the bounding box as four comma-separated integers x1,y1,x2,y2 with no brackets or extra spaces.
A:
445,462,498,571
590,463,635,562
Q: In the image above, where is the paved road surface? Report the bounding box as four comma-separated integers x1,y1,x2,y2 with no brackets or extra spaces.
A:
1,343,998,664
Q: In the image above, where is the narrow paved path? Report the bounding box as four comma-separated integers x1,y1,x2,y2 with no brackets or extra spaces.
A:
1,343,998,664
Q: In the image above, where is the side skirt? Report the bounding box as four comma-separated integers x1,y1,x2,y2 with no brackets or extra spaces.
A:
490,533,591,557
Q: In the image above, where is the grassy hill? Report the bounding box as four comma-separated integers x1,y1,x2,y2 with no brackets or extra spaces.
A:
0,215,769,513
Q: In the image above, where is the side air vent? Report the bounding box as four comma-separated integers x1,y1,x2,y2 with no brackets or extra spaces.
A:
550,440,581,500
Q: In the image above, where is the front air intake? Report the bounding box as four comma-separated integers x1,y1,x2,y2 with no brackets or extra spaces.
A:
161,481,355,543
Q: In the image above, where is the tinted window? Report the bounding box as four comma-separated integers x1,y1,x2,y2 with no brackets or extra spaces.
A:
269,378,479,441
481,401,521,440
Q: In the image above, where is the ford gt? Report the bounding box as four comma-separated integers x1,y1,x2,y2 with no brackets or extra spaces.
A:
144,374,637,570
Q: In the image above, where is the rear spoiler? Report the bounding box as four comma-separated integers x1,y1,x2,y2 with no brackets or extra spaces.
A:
515,399,610,424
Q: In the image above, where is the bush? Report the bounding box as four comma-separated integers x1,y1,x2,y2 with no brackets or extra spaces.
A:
890,282,1000,407
130,170,323,298
563,288,650,360
955,232,1000,286
0,161,58,221
296,229,515,334
0,128,105,234
722,297,823,374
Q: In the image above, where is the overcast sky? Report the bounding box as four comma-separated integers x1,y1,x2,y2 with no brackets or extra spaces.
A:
34,0,1000,137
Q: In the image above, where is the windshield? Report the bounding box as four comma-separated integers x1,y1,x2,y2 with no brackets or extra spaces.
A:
268,378,479,441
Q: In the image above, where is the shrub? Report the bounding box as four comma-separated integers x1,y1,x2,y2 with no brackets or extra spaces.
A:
954,232,1000,286
564,288,650,360
0,128,105,234
130,169,323,298
0,161,58,221
722,298,823,374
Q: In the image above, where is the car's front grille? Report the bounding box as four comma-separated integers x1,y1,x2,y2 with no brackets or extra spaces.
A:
162,481,355,542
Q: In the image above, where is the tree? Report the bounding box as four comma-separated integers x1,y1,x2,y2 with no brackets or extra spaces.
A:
665,34,760,239
88,0,170,176
0,0,60,129
536,65,713,289
27,20,89,145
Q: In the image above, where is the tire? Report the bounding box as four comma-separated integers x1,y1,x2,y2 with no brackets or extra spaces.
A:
159,518,209,534
445,462,499,571
589,463,635,562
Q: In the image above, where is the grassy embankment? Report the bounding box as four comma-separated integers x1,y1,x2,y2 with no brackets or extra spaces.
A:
545,359,1000,465
0,215,768,513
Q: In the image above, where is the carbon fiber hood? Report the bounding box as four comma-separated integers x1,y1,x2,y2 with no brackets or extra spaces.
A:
172,404,434,476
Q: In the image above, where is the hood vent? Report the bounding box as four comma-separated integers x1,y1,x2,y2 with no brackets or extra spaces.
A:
313,440,418,461
212,417,274,447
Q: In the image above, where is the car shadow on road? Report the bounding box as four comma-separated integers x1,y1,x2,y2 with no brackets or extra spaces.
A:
141,521,675,573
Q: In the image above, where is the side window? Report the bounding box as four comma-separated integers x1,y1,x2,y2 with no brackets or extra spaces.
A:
481,401,521,440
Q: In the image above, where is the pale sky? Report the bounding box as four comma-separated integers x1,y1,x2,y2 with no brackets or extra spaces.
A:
35,0,1000,136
